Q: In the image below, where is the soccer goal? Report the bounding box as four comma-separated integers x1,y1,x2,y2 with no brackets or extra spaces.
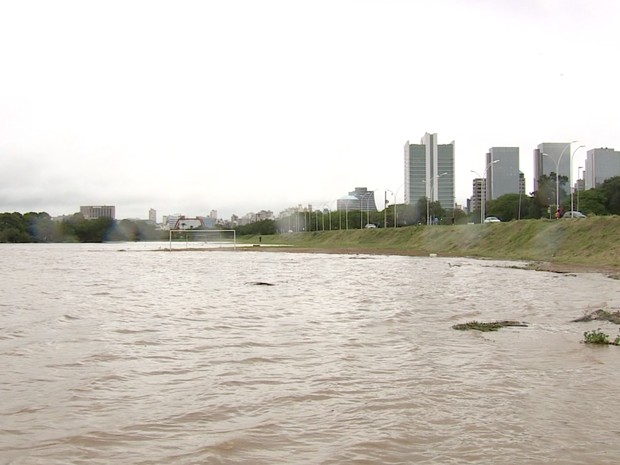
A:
168,229,237,251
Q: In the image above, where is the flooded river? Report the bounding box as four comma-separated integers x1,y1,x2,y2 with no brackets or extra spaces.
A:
1,243,619,464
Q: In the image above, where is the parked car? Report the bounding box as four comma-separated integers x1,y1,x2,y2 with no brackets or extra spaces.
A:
562,211,587,218
484,216,501,223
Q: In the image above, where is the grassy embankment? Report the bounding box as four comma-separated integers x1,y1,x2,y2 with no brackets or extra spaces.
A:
239,216,620,269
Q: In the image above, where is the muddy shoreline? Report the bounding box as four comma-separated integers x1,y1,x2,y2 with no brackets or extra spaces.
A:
213,244,620,276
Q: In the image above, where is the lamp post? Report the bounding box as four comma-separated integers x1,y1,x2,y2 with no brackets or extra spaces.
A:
570,145,586,214
360,190,377,228
577,166,584,212
339,195,357,230
542,141,576,216
384,189,393,228
393,184,403,229
425,173,447,225
471,159,499,224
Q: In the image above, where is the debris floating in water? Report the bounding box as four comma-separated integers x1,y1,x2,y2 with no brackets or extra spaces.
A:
452,320,528,332
572,309,620,324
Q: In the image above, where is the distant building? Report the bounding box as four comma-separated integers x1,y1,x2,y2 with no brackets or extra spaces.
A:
336,187,377,212
404,133,455,209
80,205,115,220
584,147,620,189
533,142,573,191
163,214,182,230
148,208,157,223
471,178,484,212
486,147,522,200
209,210,218,221
173,216,207,229
336,195,359,212
575,177,585,192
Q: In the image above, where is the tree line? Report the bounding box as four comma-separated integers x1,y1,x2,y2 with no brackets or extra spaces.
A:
0,213,165,243
482,175,620,222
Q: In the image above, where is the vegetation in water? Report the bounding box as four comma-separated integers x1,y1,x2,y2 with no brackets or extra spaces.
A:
573,309,620,324
452,320,528,332
583,329,620,346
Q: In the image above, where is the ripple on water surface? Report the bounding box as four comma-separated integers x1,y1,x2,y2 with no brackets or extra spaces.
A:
1,244,620,464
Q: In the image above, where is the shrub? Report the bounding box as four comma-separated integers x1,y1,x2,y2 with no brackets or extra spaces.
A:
584,329,610,345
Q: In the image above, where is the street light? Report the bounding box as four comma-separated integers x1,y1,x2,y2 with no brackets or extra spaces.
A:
339,195,357,230
360,189,377,229
393,184,403,229
318,201,334,231
542,141,576,216
577,166,584,211
422,173,448,225
570,145,586,213
471,159,499,224
384,189,393,228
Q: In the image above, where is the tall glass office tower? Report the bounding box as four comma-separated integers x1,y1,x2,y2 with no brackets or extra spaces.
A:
404,133,455,209
533,142,572,191
486,147,522,200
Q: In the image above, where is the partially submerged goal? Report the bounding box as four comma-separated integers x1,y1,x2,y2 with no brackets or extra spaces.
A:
168,229,237,251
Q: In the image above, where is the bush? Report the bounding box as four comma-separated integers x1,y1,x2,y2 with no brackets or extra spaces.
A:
583,329,613,345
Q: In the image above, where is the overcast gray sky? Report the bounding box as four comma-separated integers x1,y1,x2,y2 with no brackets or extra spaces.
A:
1,0,618,220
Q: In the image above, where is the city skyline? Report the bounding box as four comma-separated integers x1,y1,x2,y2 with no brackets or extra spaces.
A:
1,1,618,219
3,137,618,222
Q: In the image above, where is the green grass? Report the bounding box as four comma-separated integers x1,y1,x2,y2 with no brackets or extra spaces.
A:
583,329,620,346
452,320,528,332
240,216,620,268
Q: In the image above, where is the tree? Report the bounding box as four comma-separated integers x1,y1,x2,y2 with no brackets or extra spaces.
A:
235,219,277,236
534,174,555,208
487,194,521,222
0,212,30,242
61,215,115,242
450,207,469,225
599,176,620,215
395,201,420,225
578,189,607,216
24,212,61,242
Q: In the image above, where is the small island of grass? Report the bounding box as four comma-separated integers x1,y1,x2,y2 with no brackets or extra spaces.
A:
452,320,528,332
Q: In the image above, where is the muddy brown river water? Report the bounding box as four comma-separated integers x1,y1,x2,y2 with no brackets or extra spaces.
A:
1,243,619,464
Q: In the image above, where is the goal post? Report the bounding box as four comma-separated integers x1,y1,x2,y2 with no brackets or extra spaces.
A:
168,229,237,250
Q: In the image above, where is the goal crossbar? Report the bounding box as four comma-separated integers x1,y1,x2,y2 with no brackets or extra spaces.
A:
168,229,237,251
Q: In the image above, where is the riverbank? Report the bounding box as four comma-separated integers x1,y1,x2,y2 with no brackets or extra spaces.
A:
237,216,620,274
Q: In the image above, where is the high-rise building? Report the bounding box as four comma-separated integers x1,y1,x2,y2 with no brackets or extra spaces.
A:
584,147,620,189
471,178,484,212
533,142,572,191
404,133,455,209
80,205,115,220
149,208,157,223
486,147,522,200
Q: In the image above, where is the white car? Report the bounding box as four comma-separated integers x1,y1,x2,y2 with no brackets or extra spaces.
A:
562,211,587,218
484,216,501,223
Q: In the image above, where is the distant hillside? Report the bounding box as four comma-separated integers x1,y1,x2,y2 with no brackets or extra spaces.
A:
240,216,620,269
